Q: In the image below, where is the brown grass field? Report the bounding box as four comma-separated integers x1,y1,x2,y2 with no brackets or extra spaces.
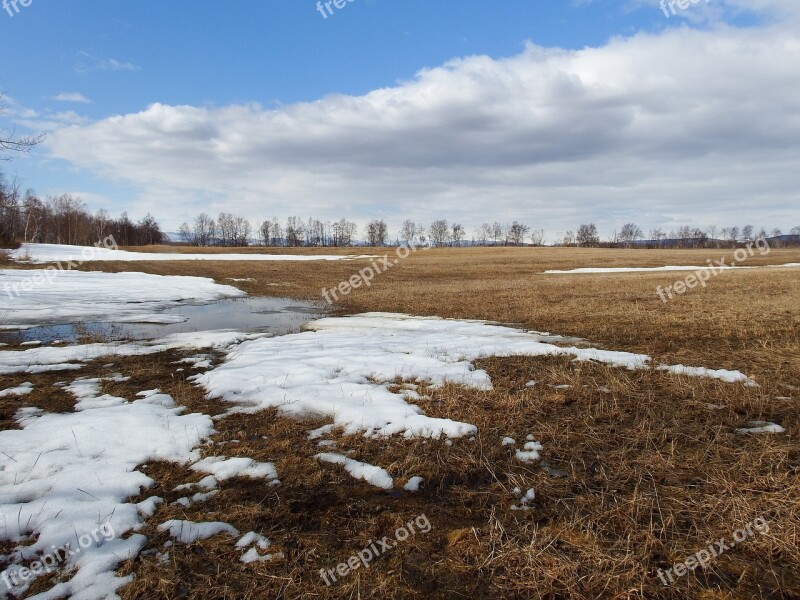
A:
1,246,799,599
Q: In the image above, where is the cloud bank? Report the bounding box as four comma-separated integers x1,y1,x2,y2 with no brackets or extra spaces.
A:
47,6,800,236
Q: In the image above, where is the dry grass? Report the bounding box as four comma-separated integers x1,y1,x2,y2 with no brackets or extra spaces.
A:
2,246,799,599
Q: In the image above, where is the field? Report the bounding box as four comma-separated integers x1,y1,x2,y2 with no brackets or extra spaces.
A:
1,246,799,599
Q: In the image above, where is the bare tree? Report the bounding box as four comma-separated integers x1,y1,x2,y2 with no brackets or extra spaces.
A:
530,229,545,246
333,218,357,246
619,223,643,247
491,222,503,245
475,223,491,245
178,222,194,245
260,220,272,246
507,221,529,246
285,216,305,247
399,220,418,243
429,219,450,246
196,213,216,246
562,231,575,246
366,219,388,246
270,218,283,246
0,94,45,158
451,223,465,246
576,223,599,247
741,224,754,242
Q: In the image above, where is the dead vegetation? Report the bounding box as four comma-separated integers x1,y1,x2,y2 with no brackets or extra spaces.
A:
1,247,799,599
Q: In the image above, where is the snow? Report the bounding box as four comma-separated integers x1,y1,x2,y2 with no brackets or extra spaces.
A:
0,391,214,599
236,532,280,563
403,476,424,492
516,441,544,463
0,330,264,375
315,453,394,490
12,243,376,264
501,437,516,446
157,520,239,544
0,382,33,397
173,491,218,507
510,487,536,511
197,313,756,441
543,265,746,274
0,269,245,329
191,456,278,482
735,421,786,434
236,532,271,551
543,263,800,274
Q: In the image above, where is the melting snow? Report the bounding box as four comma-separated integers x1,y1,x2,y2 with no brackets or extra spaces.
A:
0,269,245,329
735,421,785,434
0,392,213,598
157,520,239,544
0,382,33,397
0,330,264,375
403,476,425,492
315,453,394,490
197,313,756,441
543,264,800,274
12,243,376,264
191,456,279,482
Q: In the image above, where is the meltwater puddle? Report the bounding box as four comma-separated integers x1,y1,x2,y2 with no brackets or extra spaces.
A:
0,297,326,344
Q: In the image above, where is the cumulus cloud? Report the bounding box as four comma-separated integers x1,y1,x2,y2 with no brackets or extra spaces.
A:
47,9,800,235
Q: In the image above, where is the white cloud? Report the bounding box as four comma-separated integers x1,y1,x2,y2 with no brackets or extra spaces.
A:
75,52,140,74
52,93,92,104
47,11,800,235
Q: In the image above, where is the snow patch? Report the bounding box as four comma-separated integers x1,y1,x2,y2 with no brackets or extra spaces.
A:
12,243,377,264
315,453,394,490
158,520,239,544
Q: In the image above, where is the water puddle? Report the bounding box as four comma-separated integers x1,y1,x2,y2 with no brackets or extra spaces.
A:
0,297,326,344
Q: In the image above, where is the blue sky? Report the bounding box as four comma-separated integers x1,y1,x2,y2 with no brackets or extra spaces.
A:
1,0,797,239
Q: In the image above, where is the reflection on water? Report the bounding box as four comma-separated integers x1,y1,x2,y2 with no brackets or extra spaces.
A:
0,297,326,344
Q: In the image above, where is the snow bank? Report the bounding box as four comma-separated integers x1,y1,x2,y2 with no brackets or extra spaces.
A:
197,313,754,440
12,243,376,264
0,269,245,329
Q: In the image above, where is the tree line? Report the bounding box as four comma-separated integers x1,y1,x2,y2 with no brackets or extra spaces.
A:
179,214,362,247
562,223,800,248
178,214,548,247
0,174,165,247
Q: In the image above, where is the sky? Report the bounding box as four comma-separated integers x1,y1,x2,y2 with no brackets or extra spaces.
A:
1,0,798,242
